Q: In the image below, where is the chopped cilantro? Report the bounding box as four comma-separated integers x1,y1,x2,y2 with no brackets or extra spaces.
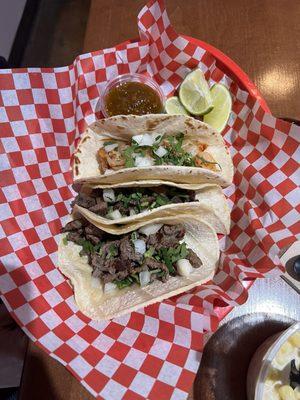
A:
152,133,195,167
144,246,155,258
103,141,116,147
124,146,135,168
157,243,188,275
130,274,139,283
108,244,118,258
78,239,95,254
155,195,169,206
196,156,221,169
114,277,133,289
63,237,68,245
93,242,103,253
131,232,138,242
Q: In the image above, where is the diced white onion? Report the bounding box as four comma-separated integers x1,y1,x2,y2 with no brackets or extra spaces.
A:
152,132,163,142
104,282,118,293
104,143,118,152
132,133,154,147
133,239,146,255
176,259,194,277
129,208,136,216
274,341,294,367
139,223,163,236
289,331,300,347
134,155,154,168
278,385,296,400
154,146,167,158
108,209,122,220
91,276,101,289
103,188,115,203
139,270,151,287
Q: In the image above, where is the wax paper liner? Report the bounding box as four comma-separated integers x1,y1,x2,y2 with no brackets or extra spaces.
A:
0,1,299,399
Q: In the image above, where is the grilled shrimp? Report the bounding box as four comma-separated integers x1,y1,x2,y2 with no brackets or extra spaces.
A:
106,149,126,170
97,148,109,173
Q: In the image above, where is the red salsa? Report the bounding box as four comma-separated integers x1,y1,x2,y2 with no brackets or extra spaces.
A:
104,81,163,116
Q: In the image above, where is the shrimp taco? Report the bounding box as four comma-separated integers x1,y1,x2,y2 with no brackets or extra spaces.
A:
73,114,233,186
58,215,219,320
72,183,230,235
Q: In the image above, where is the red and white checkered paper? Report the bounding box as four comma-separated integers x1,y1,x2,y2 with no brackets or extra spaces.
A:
0,1,299,398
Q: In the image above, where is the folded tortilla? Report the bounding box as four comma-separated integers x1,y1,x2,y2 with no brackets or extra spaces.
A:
73,184,230,234
58,216,219,320
73,114,233,186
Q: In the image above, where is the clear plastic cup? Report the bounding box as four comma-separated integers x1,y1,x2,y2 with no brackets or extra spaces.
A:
100,73,165,117
247,322,300,399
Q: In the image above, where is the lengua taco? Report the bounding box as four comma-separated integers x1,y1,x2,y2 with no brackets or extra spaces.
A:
73,114,233,186
72,183,230,235
58,215,219,320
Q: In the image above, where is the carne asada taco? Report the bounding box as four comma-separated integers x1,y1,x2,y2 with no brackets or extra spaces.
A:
73,114,233,186
72,184,230,234
58,215,219,320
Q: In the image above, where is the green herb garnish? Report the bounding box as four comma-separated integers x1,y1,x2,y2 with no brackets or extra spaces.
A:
131,232,138,242
108,244,118,258
153,133,195,167
123,146,136,167
155,195,169,206
63,237,68,245
94,242,103,253
114,277,133,289
144,246,155,258
131,274,139,283
157,243,188,275
103,141,116,147
196,156,221,169
79,239,95,254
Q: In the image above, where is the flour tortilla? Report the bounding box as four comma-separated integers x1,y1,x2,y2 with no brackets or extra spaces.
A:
74,184,230,234
58,216,219,320
73,114,233,187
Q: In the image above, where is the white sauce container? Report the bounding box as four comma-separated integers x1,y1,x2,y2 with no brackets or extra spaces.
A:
247,322,300,399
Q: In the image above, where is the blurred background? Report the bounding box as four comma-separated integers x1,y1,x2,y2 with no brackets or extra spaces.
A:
0,0,90,68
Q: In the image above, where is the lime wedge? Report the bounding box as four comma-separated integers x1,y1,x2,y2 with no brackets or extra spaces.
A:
203,83,232,132
179,69,213,115
165,96,190,115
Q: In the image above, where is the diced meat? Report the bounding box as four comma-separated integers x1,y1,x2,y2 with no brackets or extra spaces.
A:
62,219,85,232
86,234,101,245
97,148,109,174
84,224,104,238
162,224,185,239
143,258,169,282
72,192,96,209
113,204,127,215
186,190,196,201
170,196,183,203
187,249,202,269
66,231,83,244
63,217,192,288
120,236,142,262
88,202,108,216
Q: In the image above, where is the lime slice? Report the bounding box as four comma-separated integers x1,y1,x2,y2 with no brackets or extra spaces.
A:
203,83,232,132
179,69,213,115
165,96,190,115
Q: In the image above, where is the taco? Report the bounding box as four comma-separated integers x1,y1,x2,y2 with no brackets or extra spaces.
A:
73,114,233,186
58,215,219,320
72,184,230,234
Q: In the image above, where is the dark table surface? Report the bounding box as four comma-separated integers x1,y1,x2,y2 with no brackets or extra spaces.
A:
84,0,300,121
19,1,300,399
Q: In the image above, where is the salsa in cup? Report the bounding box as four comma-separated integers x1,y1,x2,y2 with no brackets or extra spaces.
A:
101,73,165,117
